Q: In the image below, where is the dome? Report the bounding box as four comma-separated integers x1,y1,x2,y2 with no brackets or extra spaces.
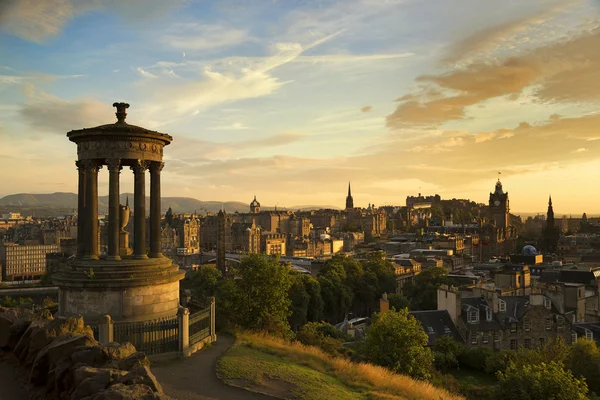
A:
522,245,538,255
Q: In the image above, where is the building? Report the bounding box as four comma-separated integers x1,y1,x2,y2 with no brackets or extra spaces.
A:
250,196,261,214
480,180,518,259
261,233,287,255
542,196,560,254
345,182,354,210
0,242,59,281
438,285,573,350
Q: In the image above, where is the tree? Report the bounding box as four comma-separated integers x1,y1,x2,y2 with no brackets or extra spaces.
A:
404,266,452,310
496,361,587,400
188,265,222,300
288,273,311,330
432,335,460,371
387,293,410,310
318,259,353,322
364,308,434,379
296,321,349,357
568,339,600,396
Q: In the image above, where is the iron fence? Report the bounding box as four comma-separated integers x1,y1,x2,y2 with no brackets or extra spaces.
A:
189,306,211,346
113,316,179,355
90,324,100,341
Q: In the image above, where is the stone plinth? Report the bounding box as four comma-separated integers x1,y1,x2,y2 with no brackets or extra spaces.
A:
53,257,185,324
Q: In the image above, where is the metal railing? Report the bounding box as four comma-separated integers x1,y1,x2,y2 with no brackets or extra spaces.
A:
113,316,179,355
189,306,211,346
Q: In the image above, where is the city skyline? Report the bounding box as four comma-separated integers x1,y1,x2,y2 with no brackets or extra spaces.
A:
1,0,599,213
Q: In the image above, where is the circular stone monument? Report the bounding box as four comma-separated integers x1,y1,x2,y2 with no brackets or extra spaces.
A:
53,102,185,324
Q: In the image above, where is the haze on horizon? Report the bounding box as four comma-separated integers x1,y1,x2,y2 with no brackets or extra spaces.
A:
0,0,599,215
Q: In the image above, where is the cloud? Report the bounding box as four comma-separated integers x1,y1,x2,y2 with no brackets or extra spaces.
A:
442,0,580,64
0,0,185,43
162,23,248,51
360,106,372,113
208,122,251,131
387,27,600,129
136,67,158,79
572,148,588,153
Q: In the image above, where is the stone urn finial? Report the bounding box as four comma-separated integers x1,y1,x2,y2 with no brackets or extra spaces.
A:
119,201,131,232
112,102,130,123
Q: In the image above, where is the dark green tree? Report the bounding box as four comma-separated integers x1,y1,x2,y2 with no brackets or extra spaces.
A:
188,265,222,300
387,293,410,310
496,361,587,400
404,266,452,310
568,339,600,396
364,308,434,379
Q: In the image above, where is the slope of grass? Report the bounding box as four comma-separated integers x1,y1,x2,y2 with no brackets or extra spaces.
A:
217,330,464,400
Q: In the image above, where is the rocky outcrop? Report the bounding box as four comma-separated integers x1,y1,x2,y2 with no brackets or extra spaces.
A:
0,308,168,400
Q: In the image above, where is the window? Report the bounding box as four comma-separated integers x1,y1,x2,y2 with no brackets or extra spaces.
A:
572,332,578,344
470,331,477,344
544,297,551,309
427,326,434,335
586,329,594,341
557,317,564,331
486,309,492,322
524,338,531,349
545,318,552,331
494,331,500,342
499,300,506,312
510,339,517,350
483,332,489,344
539,338,545,347
468,310,479,324
524,319,531,332
510,323,517,333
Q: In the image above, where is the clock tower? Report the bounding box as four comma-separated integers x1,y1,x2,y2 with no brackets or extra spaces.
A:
489,179,509,233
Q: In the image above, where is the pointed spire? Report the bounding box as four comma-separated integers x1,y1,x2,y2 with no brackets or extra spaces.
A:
348,182,352,196
126,196,129,207
549,195,552,206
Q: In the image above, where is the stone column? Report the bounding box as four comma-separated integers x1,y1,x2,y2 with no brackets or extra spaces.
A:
83,160,101,260
178,307,190,357
208,296,216,341
149,162,164,258
75,160,87,258
131,160,149,259
106,158,122,260
99,314,114,345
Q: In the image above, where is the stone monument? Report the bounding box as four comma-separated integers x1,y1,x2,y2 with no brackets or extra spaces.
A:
53,102,185,324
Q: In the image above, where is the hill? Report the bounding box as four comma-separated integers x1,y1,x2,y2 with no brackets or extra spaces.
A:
217,330,463,400
0,193,337,214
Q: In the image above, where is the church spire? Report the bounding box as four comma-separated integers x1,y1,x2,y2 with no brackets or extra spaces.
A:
345,182,354,210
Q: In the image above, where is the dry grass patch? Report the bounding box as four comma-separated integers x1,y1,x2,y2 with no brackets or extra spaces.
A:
219,330,463,400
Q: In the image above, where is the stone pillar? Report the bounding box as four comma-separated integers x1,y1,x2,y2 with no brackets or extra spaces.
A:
131,160,149,259
149,162,164,258
83,160,101,260
178,306,190,357
106,158,122,260
208,296,216,341
75,160,87,258
99,314,114,345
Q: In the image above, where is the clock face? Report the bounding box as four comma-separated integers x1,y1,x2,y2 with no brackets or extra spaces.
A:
494,200,501,206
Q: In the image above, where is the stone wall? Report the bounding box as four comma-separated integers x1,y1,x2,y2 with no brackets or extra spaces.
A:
0,306,168,399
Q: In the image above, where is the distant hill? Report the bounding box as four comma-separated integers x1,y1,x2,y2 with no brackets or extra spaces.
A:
0,193,338,214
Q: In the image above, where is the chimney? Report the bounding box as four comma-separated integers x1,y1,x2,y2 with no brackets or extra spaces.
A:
380,293,390,313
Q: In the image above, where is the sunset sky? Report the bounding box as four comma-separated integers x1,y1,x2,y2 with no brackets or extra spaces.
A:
0,0,599,214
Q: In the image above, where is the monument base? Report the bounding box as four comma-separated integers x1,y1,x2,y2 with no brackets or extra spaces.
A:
53,256,185,324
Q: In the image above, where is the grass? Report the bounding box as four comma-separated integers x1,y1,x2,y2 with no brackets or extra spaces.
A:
217,330,464,400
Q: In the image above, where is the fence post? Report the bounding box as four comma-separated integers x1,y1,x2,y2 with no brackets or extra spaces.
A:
99,314,113,345
207,296,217,341
178,306,190,357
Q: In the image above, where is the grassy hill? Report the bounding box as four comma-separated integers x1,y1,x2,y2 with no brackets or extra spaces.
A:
0,192,338,214
217,331,463,400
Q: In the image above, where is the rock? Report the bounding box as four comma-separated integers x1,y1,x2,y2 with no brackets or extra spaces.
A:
30,334,97,386
1,308,20,323
70,367,127,400
2,316,34,350
87,384,168,400
103,343,136,361
26,317,94,365
0,315,14,348
118,366,163,393
0,306,8,314
72,346,112,369
112,352,150,371
14,318,52,361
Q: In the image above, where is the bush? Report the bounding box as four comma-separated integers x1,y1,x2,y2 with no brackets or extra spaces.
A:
457,347,493,372
296,322,349,357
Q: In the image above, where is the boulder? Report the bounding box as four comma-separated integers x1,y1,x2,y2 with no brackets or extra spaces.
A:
0,315,14,348
26,317,94,365
30,334,97,386
70,367,127,400
14,318,52,360
111,352,150,371
118,366,163,393
87,384,168,400
2,315,34,350
103,343,136,361
72,346,113,369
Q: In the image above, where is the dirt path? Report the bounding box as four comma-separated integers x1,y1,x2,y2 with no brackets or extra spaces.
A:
152,335,274,400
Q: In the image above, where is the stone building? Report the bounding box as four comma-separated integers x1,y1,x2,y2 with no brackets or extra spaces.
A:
0,242,59,281
481,180,518,259
231,221,261,253
438,285,573,350
261,233,287,255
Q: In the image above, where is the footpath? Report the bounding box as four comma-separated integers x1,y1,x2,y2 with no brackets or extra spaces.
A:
153,335,273,400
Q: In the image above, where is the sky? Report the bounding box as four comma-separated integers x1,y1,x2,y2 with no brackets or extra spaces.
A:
0,0,599,215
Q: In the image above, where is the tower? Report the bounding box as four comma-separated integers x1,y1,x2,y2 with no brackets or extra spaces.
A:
250,195,261,214
489,179,509,234
345,182,354,210
543,196,559,253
